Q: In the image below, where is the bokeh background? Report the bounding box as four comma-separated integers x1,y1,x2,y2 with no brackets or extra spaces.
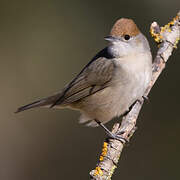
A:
0,0,180,179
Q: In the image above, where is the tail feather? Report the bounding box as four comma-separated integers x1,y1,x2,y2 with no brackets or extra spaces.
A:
15,93,62,113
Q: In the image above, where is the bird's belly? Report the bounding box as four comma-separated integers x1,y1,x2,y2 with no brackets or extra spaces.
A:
71,53,152,126
72,79,144,124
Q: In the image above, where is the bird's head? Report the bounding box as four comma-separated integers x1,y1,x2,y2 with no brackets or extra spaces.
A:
105,18,150,57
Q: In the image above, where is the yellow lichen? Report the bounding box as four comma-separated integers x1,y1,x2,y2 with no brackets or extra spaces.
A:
99,142,108,161
99,155,104,161
94,167,103,176
150,26,162,43
93,142,108,176
174,37,180,48
150,15,178,43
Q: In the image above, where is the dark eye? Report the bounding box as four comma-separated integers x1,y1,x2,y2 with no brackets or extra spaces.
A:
124,34,130,40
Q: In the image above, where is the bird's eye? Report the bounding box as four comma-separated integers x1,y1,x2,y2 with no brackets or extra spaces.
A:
124,34,131,40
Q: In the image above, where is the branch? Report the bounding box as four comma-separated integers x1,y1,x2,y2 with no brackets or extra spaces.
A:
90,11,180,180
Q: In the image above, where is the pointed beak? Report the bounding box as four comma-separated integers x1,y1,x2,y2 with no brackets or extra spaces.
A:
104,36,118,42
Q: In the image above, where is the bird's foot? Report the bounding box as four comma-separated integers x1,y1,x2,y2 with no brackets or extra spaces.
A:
95,120,127,143
136,95,149,104
106,130,128,143
143,95,149,101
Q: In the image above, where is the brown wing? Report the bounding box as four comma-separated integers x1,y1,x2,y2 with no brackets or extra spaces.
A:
54,57,115,106
16,47,116,113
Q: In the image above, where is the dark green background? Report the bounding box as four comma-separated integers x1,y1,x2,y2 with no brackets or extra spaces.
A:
1,0,180,179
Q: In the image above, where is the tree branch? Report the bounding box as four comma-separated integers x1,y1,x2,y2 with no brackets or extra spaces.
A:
90,11,180,180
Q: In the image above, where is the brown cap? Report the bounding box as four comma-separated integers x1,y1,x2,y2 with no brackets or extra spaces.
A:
110,18,140,37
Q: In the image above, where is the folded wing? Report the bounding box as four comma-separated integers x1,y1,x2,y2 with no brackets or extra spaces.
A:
16,47,116,112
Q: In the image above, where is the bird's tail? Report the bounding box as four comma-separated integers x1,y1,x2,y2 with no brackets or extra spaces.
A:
15,93,62,113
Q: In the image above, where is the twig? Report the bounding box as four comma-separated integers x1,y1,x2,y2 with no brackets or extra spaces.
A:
90,11,180,180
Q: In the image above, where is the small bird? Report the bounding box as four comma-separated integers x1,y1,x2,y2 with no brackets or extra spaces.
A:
16,18,152,141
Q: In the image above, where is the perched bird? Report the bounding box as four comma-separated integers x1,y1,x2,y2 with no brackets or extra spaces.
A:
16,18,152,141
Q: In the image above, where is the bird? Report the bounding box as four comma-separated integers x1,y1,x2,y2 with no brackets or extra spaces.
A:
16,18,152,141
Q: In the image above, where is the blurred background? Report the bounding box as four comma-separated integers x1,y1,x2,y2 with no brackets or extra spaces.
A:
0,0,180,179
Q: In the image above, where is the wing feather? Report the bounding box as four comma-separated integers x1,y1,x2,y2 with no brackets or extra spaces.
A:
56,57,115,105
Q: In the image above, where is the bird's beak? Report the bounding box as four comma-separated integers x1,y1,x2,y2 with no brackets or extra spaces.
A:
104,36,119,42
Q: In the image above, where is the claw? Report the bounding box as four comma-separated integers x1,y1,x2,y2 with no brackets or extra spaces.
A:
143,95,149,101
136,95,149,104
107,132,127,143
95,119,127,143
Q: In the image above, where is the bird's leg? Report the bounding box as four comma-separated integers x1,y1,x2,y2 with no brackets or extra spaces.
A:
95,119,127,143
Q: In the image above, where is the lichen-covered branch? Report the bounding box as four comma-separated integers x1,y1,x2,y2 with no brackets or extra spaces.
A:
90,11,180,180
